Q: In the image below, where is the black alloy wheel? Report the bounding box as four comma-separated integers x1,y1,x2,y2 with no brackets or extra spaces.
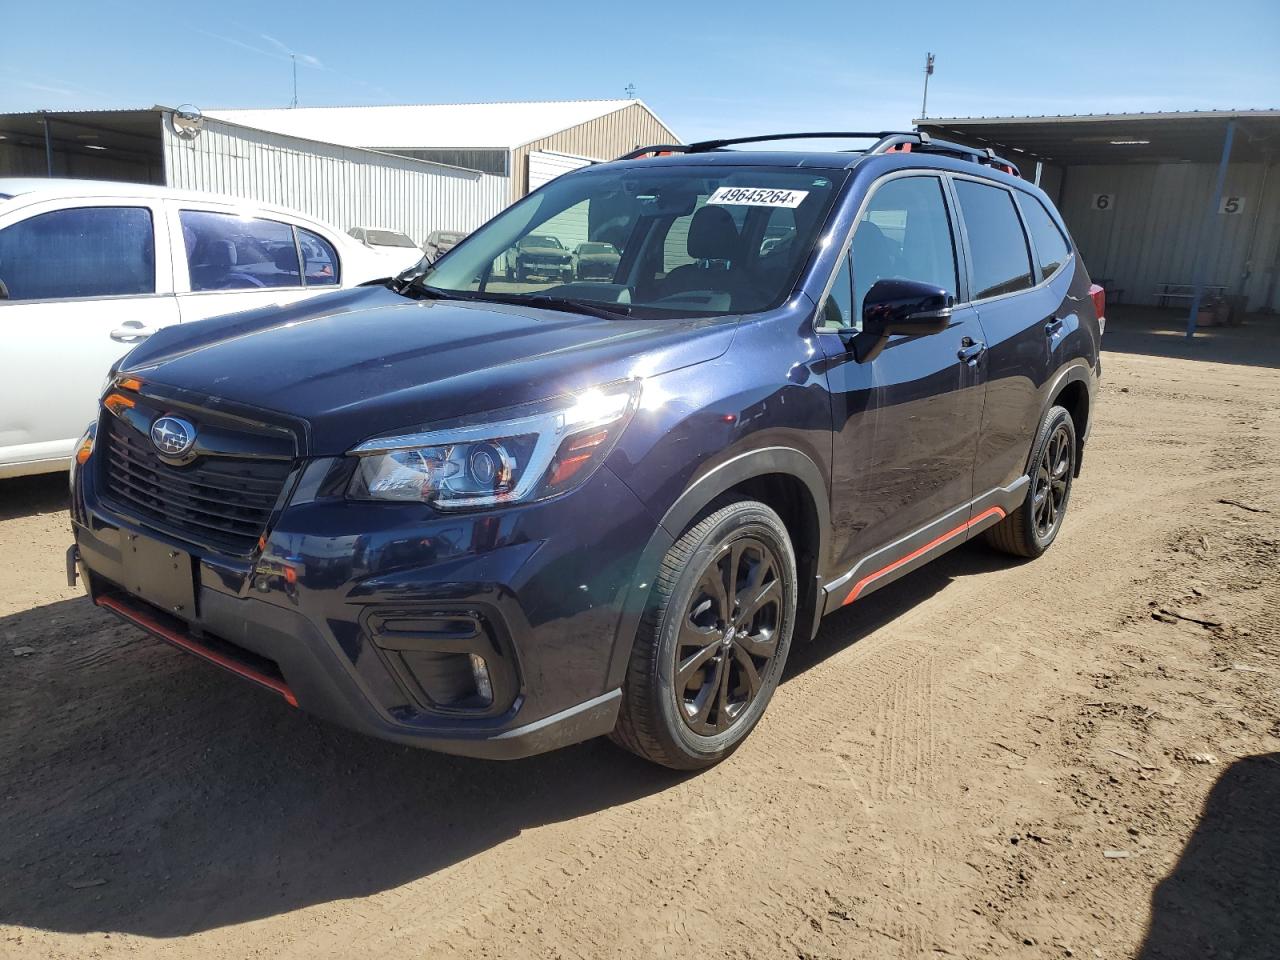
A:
985,404,1077,559
1032,422,1073,540
676,537,783,735
611,500,797,770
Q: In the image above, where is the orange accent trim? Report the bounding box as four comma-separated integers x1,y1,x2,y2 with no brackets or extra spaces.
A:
842,506,1006,605
103,393,136,415
118,377,143,392
97,595,299,707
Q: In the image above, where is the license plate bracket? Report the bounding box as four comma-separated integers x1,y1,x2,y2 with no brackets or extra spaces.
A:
120,534,197,620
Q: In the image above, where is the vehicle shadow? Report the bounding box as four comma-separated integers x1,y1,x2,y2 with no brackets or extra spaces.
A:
0,473,69,522
787,538,1019,678
0,539,1018,938
1135,753,1280,960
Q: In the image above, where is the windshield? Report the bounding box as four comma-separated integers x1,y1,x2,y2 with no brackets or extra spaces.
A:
365,230,417,248
422,165,844,317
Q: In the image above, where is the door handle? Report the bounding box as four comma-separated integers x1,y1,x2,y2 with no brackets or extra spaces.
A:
110,323,155,342
957,338,987,363
1044,317,1065,337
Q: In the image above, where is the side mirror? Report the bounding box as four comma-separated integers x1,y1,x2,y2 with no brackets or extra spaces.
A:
850,278,953,362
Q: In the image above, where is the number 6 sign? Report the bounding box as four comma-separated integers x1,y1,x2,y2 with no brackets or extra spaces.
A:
1091,193,1113,211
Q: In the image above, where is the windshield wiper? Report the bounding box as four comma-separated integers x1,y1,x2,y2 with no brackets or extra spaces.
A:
391,272,632,319
485,292,633,321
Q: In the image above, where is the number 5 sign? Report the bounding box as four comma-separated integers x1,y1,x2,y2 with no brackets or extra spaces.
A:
1219,196,1246,214
1091,193,1114,211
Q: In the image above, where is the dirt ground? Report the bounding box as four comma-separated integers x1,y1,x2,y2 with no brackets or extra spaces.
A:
2,307,1278,960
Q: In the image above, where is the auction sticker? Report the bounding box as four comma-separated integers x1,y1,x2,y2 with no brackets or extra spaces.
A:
707,186,809,208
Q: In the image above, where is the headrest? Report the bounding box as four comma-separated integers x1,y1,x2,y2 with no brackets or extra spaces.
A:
205,240,236,269
272,245,300,272
687,206,741,261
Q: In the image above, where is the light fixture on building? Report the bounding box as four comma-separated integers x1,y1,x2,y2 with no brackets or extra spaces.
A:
1109,139,1151,145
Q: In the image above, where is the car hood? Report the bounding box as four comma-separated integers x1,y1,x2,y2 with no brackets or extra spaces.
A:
519,246,569,256
120,285,737,454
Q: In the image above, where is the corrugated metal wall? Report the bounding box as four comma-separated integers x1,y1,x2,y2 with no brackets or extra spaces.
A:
162,114,510,244
510,102,678,200
1056,160,1280,311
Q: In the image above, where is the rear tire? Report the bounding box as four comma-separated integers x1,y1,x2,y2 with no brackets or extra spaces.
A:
985,405,1076,558
611,501,797,770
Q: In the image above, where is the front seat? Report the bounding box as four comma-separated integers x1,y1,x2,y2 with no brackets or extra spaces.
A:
660,206,743,300
191,240,237,290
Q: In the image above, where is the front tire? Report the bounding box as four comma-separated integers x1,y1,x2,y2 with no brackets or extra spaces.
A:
611,501,797,770
985,405,1076,558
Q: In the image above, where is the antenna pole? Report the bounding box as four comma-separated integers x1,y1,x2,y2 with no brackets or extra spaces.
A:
290,54,298,108
920,52,935,119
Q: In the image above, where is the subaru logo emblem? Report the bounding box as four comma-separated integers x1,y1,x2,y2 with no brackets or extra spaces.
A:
150,416,197,457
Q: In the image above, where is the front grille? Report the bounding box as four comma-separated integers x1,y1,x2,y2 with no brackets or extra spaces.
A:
100,416,293,555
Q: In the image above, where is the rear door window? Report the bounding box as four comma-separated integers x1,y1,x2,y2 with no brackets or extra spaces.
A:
1017,194,1071,279
953,180,1034,300
850,176,958,318
298,227,340,285
0,206,154,301
179,210,302,292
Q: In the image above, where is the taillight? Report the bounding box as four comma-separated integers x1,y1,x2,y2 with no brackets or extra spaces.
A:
1089,284,1105,321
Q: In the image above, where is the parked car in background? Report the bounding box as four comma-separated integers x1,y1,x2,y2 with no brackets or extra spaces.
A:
69,131,1101,770
423,229,466,262
572,241,621,281
509,234,573,282
347,226,424,273
0,178,391,478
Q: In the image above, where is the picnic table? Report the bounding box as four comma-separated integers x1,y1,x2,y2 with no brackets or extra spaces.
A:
1155,281,1226,307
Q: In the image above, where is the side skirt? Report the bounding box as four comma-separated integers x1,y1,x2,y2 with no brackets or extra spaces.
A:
820,477,1029,615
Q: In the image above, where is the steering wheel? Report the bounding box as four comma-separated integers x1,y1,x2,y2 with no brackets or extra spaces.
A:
215,273,267,290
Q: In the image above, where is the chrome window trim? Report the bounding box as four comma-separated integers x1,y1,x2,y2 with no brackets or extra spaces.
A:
0,291,176,307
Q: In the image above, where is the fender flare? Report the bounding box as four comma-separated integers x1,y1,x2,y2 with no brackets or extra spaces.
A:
603,446,831,690
1031,359,1096,472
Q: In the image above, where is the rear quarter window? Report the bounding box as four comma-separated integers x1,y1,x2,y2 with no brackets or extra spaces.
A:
1017,193,1072,279
953,180,1034,301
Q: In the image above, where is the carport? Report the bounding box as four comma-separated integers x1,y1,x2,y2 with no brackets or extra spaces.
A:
0,109,165,183
917,110,1280,336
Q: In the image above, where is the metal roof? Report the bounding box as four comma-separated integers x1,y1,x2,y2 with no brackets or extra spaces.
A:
916,110,1280,165
206,99,674,151
0,176,356,228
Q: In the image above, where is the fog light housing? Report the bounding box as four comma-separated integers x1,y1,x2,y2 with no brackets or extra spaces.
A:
469,653,494,706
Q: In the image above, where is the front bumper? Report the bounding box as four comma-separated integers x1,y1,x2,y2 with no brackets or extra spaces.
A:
70,446,660,759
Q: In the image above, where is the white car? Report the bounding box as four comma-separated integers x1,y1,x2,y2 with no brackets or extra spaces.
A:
347,226,425,273
0,179,395,478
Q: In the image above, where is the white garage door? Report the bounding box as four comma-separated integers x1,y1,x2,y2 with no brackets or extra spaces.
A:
528,151,594,191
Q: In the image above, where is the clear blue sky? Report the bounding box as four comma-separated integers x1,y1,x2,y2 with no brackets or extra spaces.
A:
4,0,1278,140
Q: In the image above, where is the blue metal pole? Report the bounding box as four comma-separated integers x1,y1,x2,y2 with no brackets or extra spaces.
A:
1186,119,1236,339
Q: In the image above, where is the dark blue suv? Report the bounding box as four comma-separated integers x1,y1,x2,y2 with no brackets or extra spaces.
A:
68,131,1102,769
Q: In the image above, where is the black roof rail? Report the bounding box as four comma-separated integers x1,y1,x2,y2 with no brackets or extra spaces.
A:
618,130,1022,177
617,132,888,161
867,131,1021,177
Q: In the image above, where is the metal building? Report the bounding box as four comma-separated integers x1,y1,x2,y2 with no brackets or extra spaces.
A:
0,107,510,243
918,111,1280,322
209,99,679,201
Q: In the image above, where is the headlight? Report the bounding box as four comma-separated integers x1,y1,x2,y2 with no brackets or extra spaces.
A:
347,381,641,509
